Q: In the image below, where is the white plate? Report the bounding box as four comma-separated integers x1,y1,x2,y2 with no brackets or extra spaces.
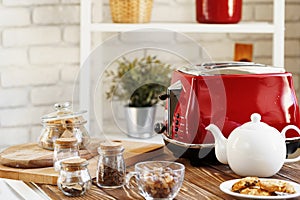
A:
220,178,300,199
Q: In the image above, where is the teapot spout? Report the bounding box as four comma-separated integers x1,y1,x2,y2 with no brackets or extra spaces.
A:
205,124,228,164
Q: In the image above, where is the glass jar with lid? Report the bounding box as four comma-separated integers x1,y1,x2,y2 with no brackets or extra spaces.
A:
57,158,91,197
54,137,80,171
38,102,90,150
96,141,126,188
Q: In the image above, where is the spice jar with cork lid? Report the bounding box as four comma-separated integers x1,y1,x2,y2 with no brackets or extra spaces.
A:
96,141,126,188
54,137,80,171
57,158,91,197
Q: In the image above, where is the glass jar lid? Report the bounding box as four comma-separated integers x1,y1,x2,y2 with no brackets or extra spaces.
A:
98,141,124,153
41,102,87,123
55,137,78,148
61,158,88,171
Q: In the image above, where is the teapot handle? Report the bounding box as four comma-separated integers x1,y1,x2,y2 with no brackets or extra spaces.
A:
285,156,300,163
281,125,300,139
281,125,300,163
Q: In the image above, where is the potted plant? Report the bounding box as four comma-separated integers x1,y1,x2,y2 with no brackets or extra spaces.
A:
105,55,173,138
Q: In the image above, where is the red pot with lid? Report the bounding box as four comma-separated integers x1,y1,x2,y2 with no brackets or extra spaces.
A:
196,0,242,24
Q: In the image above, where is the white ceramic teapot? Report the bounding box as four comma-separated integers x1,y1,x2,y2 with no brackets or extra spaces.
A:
206,113,300,177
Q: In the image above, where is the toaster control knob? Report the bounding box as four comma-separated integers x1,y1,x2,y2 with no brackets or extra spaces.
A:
154,122,166,134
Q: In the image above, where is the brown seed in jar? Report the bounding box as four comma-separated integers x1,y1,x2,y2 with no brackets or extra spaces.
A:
97,165,125,186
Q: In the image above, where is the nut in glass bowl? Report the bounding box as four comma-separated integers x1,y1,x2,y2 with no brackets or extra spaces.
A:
126,161,185,200
38,102,90,150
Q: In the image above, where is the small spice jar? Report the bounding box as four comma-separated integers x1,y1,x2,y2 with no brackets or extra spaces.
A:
57,158,91,197
53,137,80,171
96,141,126,188
38,102,90,150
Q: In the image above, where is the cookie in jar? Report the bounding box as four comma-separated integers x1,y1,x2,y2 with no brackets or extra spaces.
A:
38,102,90,150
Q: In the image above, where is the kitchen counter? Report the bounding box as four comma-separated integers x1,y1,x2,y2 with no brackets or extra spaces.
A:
38,147,300,200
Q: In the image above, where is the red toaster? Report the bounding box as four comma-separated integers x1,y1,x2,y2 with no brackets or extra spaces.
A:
155,62,300,162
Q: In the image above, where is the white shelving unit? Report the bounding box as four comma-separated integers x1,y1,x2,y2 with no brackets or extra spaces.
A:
80,0,285,132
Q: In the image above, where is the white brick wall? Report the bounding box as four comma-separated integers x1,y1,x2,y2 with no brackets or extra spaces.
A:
61,65,80,83
0,0,300,147
30,85,74,105
29,47,79,64
254,5,273,21
0,88,28,108
63,26,79,44
33,6,80,24
0,48,28,65
61,0,80,4
0,8,30,26
0,128,29,146
2,0,59,6
3,27,61,47
0,106,50,127
1,67,59,87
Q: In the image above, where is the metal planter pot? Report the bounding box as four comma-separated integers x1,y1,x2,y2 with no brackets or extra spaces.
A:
124,106,156,138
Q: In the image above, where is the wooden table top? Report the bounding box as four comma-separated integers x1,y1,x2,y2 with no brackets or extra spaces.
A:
39,147,300,200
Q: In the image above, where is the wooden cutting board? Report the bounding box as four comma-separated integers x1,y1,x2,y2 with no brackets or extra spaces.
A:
0,140,164,185
0,143,98,168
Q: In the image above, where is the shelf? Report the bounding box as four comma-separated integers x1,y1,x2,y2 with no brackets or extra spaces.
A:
89,22,275,33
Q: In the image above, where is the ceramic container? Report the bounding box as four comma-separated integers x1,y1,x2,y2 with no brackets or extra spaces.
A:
196,0,242,24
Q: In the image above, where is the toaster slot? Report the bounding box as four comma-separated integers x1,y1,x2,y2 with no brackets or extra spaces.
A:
167,81,182,138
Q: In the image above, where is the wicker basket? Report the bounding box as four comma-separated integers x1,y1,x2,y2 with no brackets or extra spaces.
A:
109,0,153,23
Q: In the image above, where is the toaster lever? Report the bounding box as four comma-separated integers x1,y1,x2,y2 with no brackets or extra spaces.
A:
159,94,169,101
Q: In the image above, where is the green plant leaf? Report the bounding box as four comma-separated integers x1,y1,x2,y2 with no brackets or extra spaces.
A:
104,55,173,107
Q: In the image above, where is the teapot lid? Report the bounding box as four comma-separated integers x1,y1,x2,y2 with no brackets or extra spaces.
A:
239,113,278,132
41,102,87,123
